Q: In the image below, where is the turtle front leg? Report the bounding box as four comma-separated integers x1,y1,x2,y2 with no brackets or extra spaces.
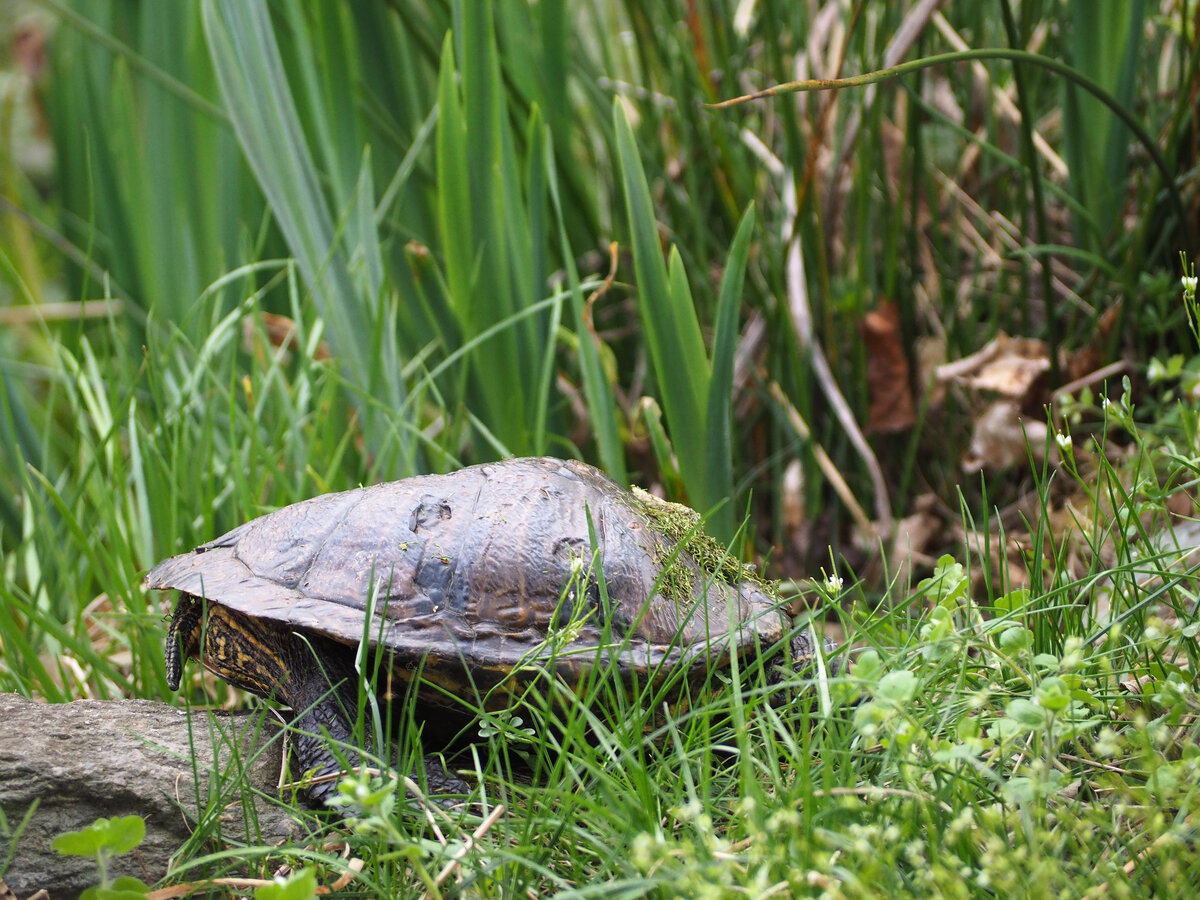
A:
289,681,471,807
288,679,362,806
279,645,472,807
171,599,468,807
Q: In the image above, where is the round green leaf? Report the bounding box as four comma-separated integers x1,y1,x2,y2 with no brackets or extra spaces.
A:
1035,677,1070,713
106,815,146,855
999,626,1032,653
876,669,919,704
90,879,151,900
1006,697,1047,729
52,823,107,857
854,650,883,683
256,867,319,900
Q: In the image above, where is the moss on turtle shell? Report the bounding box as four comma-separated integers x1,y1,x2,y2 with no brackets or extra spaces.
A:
630,487,776,604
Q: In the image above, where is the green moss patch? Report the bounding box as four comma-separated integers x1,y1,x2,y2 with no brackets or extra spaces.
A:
631,487,774,602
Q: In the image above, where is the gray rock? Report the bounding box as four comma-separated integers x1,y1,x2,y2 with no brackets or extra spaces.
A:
0,694,302,899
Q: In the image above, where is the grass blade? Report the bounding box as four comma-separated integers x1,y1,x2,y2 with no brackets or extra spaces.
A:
547,133,626,482
201,0,408,467
614,100,710,508
704,204,756,543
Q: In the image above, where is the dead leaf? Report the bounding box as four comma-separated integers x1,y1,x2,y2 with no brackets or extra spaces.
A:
860,299,916,433
1166,488,1196,520
937,333,1049,400
886,493,944,591
890,493,942,566
241,312,331,362
14,22,48,83
961,400,1050,472
782,458,805,536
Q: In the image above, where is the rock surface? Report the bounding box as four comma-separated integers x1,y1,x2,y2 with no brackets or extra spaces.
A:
0,694,301,899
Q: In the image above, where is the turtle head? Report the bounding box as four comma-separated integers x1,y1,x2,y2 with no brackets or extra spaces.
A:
789,626,843,676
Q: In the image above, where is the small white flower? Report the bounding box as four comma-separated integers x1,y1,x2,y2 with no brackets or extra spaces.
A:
1101,396,1111,410
1183,274,1198,295
1055,432,1072,452
824,573,844,593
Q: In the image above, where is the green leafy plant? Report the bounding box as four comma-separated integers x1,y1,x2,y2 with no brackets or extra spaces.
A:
51,815,148,900
255,868,317,900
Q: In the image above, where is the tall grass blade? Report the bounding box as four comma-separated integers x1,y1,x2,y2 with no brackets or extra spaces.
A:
435,32,474,328
547,134,626,482
42,1,251,327
1062,0,1145,251
614,101,711,514
200,0,409,468
0,361,38,536
704,204,756,543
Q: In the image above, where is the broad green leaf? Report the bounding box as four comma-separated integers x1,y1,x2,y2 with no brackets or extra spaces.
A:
1006,698,1048,729
917,555,968,608
85,877,151,900
999,626,1033,653
1036,677,1071,713
876,669,918,704
853,649,883,684
52,815,144,857
52,824,106,857
105,815,146,855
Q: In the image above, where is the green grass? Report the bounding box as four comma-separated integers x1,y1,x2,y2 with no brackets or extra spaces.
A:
2,1,1200,896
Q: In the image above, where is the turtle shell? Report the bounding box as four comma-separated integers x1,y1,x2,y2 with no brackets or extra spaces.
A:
146,457,788,700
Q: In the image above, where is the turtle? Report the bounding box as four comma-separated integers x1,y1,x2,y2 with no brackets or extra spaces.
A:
147,457,835,806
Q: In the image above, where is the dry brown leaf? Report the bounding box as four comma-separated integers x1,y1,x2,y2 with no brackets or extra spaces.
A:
330,857,365,891
886,493,944,592
241,311,331,363
961,400,1050,472
860,299,916,433
1166,488,1196,520
937,333,1049,400
890,493,942,566
14,22,48,83
781,458,805,536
